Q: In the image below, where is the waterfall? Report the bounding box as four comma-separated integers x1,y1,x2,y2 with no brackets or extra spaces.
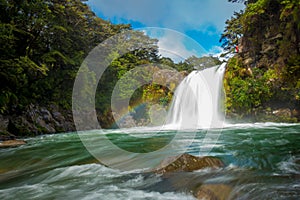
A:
166,63,226,129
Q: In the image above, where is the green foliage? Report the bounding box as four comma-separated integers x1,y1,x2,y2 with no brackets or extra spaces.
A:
220,11,244,52
245,0,270,17
224,58,273,115
224,0,300,121
0,0,129,113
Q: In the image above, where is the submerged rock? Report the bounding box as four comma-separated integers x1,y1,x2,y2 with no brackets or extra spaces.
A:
151,153,233,199
195,184,233,200
154,153,224,174
0,140,26,148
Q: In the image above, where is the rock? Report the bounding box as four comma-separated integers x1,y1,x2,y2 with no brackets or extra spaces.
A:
0,140,26,148
1,104,76,136
291,109,300,118
52,111,66,122
270,108,297,122
26,105,56,133
0,131,16,141
116,114,136,128
153,69,186,92
0,115,15,140
154,153,224,174
195,184,233,200
35,116,56,133
8,116,38,136
272,108,291,118
40,107,53,122
0,115,9,132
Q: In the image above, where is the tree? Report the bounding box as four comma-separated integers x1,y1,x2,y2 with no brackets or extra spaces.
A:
220,11,243,53
0,0,129,113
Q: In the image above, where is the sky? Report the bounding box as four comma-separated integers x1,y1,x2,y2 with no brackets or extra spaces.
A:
87,0,244,61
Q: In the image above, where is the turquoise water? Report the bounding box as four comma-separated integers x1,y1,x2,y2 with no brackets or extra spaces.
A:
0,123,299,199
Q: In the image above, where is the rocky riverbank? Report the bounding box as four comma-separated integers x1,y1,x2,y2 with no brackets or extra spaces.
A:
0,104,75,140
226,107,300,123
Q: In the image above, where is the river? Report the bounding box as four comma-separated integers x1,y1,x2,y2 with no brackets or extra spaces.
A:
0,123,299,199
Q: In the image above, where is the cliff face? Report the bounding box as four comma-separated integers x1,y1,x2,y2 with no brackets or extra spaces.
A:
223,0,300,122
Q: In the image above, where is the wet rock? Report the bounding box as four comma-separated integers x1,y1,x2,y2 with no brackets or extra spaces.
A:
0,140,26,148
154,153,224,174
195,184,233,200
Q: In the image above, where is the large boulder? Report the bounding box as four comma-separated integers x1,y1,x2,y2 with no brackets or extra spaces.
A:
154,153,224,174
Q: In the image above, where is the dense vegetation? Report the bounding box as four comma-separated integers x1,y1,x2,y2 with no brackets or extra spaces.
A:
0,0,129,113
0,0,222,135
221,0,300,122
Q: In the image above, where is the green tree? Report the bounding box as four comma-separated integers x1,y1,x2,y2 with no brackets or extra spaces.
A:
220,11,243,53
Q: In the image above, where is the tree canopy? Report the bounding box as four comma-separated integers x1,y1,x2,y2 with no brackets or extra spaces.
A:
0,0,132,113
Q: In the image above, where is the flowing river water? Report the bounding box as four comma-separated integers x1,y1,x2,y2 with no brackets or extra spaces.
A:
0,123,299,199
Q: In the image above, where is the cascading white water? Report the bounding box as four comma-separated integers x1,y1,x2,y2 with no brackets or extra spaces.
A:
166,63,226,129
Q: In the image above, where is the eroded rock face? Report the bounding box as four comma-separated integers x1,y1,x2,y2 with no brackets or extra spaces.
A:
154,153,224,174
